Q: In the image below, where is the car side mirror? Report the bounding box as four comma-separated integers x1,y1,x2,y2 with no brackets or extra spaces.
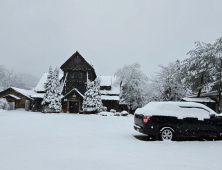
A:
210,114,215,118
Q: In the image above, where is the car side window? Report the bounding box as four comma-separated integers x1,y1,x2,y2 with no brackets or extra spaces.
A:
179,106,210,120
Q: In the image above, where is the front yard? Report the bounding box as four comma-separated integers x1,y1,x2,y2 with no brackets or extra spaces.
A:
0,109,222,170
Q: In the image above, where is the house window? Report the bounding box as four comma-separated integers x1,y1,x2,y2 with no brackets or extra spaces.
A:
74,58,81,64
100,86,111,90
73,72,82,79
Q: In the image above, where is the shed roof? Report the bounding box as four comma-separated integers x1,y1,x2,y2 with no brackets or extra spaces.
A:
182,97,215,103
2,94,21,100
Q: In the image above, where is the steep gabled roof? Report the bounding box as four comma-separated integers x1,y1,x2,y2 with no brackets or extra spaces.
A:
60,51,95,71
63,88,84,99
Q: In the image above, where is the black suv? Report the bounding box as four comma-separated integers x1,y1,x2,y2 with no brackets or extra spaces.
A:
134,102,222,141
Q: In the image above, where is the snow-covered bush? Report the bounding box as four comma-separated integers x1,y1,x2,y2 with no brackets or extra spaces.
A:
0,98,10,110
114,112,120,116
110,109,116,113
121,111,128,116
102,106,107,112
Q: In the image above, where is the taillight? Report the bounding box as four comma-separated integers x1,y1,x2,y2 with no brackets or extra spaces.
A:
143,116,151,124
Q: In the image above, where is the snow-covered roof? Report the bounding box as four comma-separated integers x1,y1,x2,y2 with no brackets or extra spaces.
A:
99,76,116,86
101,95,119,101
11,87,35,100
182,97,215,103
34,71,64,92
99,76,120,95
34,73,48,92
2,94,21,100
187,91,219,98
31,93,64,99
31,93,45,98
63,88,84,98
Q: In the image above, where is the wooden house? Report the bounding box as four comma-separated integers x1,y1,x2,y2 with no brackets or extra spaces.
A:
0,87,35,109
32,51,124,113
60,51,97,113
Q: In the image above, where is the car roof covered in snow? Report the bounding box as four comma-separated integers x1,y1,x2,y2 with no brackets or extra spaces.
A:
135,102,217,120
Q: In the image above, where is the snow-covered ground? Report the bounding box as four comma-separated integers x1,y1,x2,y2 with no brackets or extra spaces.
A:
0,109,222,170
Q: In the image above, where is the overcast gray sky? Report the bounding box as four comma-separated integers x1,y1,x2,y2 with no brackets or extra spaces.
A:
1,0,222,79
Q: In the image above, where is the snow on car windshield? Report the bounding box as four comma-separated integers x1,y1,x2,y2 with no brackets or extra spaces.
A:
135,102,213,120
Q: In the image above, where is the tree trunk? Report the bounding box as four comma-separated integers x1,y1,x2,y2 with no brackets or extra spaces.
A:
197,73,204,98
197,89,202,98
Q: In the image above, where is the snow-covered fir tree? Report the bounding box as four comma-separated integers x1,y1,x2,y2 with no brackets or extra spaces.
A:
93,77,103,111
82,77,103,113
41,67,62,113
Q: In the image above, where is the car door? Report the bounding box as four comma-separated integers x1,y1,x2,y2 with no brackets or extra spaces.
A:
178,107,211,137
180,117,200,137
201,117,217,137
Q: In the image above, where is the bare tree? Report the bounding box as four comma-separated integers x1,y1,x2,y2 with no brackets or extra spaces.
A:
114,63,148,114
0,65,28,91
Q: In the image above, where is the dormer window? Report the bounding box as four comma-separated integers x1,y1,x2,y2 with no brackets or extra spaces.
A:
100,86,111,90
74,57,81,64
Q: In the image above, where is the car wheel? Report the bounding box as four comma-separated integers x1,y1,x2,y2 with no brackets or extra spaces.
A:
160,128,174,141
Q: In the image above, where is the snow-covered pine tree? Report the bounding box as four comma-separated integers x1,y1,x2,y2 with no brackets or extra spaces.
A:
41,67,62,113
51,67,62,113
82,77,103,113
82,80,95,113
93,77,103,112
41,66,53,112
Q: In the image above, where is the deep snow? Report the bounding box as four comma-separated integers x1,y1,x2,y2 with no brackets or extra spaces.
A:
0,109,222,170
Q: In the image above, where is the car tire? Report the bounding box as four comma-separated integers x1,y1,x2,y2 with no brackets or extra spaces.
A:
160,128,174,141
